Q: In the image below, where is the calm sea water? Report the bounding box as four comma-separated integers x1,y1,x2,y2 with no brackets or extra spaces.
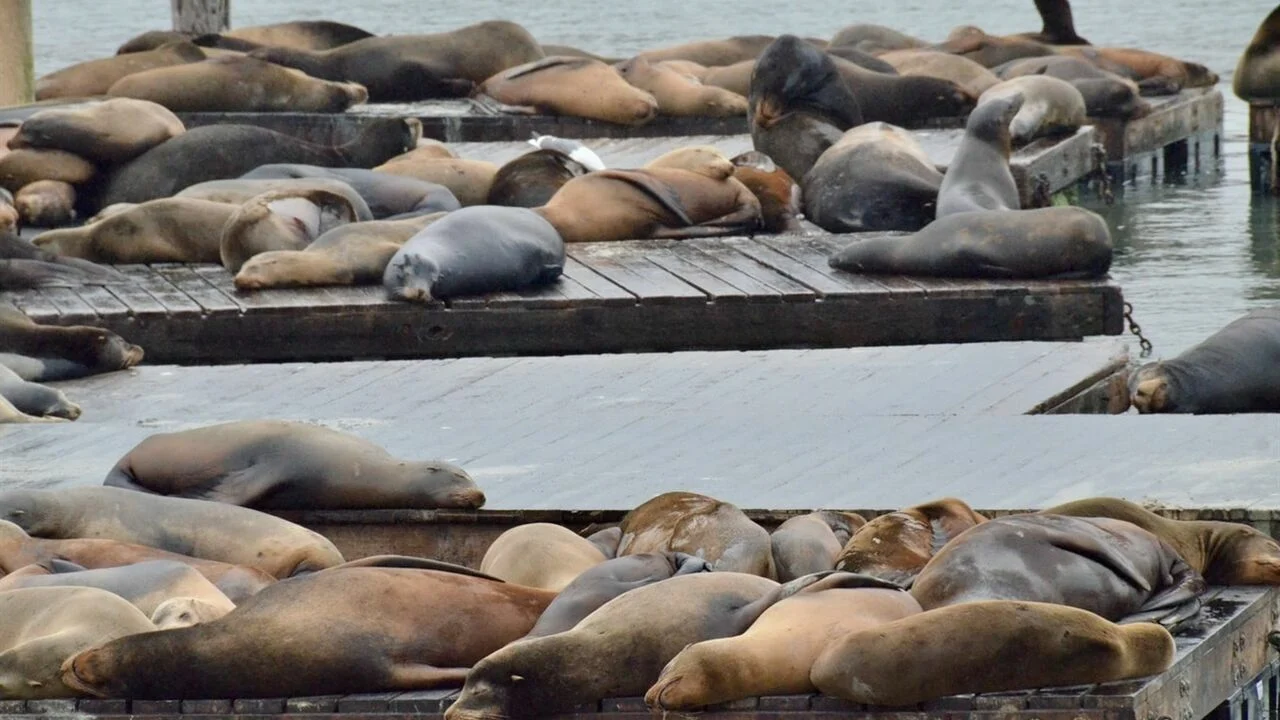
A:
29,1,1277,356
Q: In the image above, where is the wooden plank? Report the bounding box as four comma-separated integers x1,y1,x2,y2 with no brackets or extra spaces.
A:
151,264,242,315
643,241,751,304
568,243,708,305
388,690,459,713
102,265,168,316
119,265,201,314
561,256,639,306
35,286,97,323
72,285,130,318
794,234,930,295
681,238,818,302
4,285,58,322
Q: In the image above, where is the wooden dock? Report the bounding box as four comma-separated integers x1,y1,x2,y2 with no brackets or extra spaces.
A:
0,234,1125,364
1096,87,1223,183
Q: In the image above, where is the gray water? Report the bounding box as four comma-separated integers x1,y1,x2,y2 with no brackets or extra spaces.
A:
29,1,1277,356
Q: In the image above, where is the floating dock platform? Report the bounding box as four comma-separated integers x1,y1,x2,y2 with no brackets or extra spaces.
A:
1094,87,1223,183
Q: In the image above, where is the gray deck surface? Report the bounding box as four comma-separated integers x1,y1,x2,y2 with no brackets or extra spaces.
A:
8,338,1275,511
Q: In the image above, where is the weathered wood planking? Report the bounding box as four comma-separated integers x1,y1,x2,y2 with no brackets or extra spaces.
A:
0,588,1270,720
1094,88,1224,182
0,235,1126,364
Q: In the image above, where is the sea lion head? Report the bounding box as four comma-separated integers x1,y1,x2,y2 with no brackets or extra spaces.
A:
731,151,803,233
1128,362,1172,413
749,35,862,131
969,91,1025,148
414,460,486,509
834,510,934,586
645,146,735,180
645,643,724,711
0,492,52,536
935,25,989,55
1205,525,1280,585
150,597,230,629
59,646,120,699
384,249,443,304
671,551,714,575
92,329,146,373
446,655,520,720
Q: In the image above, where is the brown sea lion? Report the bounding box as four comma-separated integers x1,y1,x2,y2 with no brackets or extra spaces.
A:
878,49,1002,96
62,567,558,699
0,587,157,699
936,94,1022,217
810,600,1175,705
0,363,81,420
0,188,16,232
36,42,207,100
476,57,658,125
646,574,919,709
487,149,591,208
8,98,185,166
834,498,987,585
234,212,445,290
116,30,195,54
1040,497,1280,585
636,35,825,67
0,307,143,382
0,487,346,578
104,420,484,510
106,55,369,113
374,158,498,207
480,523,608,591
978,76,1086,145
831,54,976,128
0,520,274,603
248,21,545,102
730,151,803,233
219,188,361,273
932,26,1059,69
770,511,868,582
0,148,95,193
117,21,374,54
1235,6,1280,102
1127,307,1280,415
616,491,774,578
1059,46,1218,95
14,180,76,227
828,24,927,55
33,198,236,264
615,56,747,117
910,513,1207,626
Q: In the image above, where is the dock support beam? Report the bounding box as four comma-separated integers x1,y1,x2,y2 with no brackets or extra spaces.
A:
171,0,230,34
0,0,34,107
1249,102,1280,194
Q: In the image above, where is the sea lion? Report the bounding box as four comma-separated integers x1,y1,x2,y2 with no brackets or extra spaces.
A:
802,122,945,233
978,76,1086,145
203,20,376,52
910,513,1207,627
936,94,1022,217
828,24,927,55
35,42,207,100
636,35,823,67
616,491,775,578
392,140,457,161
0,363,81,420
770,511,868,582
446,571,816,720
0,307,143,382
0,560,235,626
810,600,1175,705
249,21,545,102
615,56,747,117
0,148,95,193
33,198,237,265
0,486,346,578
822,46,899,74
0,188,15,233
14,180,76,227
116,30,196,54
832,54,976,128
1235,6,1280,101
487,149,590,208
932,26,1059,69
149,597,232,630
234,212,445,290
525,552,712,638
878,49,1002,96
540,45,618,63
994,56,1150,118
1020,0,1091,45
834,498,987,585
219,188,361,273
656,60,710,80
104,420,484,510
646,574,920,709
240,163,460,218
0,520,274,603
1039,497,1280,585
1128,307,1280,415
0,395,65,424
8,98,185,166
1059,46,1218,95
730,151,803,233
384,205,565,303
106,55,369,113
61,567,558,699
176,177,372,219
699,60,755,96
480,523,608,591
0,587,157,699
585,526,623,558
748,35,863,182
374,158,498,207
475,57,658,126
93,118,420,207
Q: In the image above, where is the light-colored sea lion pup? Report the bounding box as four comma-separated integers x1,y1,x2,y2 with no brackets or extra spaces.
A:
1235,6,1280,102
810,600,1176,705
878,49,1002,97
936,94,1023,218
615,56,747,117
770,511,867,582
617,491,775,578
0,148,95,193
475,56,659,125
35,41,207,99
219,188,362,273
9,98,186,165
14,180,76,227
480,523,608,591
834,498,987,585
978,75,1087,145
33,198,237,264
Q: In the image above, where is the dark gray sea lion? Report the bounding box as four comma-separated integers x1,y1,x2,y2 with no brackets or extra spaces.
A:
248,21,545,102
118,21,374,54
487,149,590,208
1235,6,1280,102
910,513,1207,627
0,230,131,288
0,307,143,382
936,94,1022,217
831,54,977,128
977,76,1086,145
384,205,565,303
8,98,185,166
822,46,898,74
104,419,484,510
0,364,80,420
994,56,1150,118
1129,306,1280,414
830,206,1114,280
585,526,623,558
748,35,863,182
92,118,420,208
802,122,945,233
770,511,868,582
35,42,207,100
240,163,460,218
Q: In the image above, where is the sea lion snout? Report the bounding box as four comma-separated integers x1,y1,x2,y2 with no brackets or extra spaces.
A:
58,651,109,698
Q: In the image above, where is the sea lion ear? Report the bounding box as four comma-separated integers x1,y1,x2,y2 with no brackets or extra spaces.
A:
510,674,524,684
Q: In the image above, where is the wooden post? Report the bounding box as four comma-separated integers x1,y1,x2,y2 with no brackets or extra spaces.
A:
171,0,230,34
0,0,34,107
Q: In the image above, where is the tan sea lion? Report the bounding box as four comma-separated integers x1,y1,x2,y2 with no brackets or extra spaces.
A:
636,35,824,67
0,587,157,699
656,60,710,80
616,491,775,578
730,151,803,233
219,188,361,273
770,511,868,582
61,567,558,699
176,177,372,218
0,188,18,232
32,197,236,264
107,55,369,113
36,41,208,100
932,26,1059,68
398,140,458,161
8,98,185,166
0,487,346,578
14,180,76,227
104,420,484,510
0,148,95,193
615,56,747,117
834,498,987,585
810,600,1176,705
149,597,232,630
234,212,444,290
829,24,927,55
374,158,498,207
1235,6,1280,101
475,57,658,125
0,307,143,382
701,60,755,96
1040,497,1280,585
84,203,137,224
978,76,1086,145
1059,46,1218,95
878,49,1002,96
646,574,919,709
480,523,608,591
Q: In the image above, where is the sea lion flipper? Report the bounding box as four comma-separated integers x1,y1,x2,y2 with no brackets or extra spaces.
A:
600,170,696,227
327,554,506,582
1041,526,1153,593
787,570,908,594
47,558,90,573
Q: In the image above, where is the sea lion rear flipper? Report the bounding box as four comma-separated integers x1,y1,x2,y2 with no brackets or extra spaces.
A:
327,554,506,582
1121,594,1202,632
651,225,741,240
1040,525,1153,593
1126,554,1207,629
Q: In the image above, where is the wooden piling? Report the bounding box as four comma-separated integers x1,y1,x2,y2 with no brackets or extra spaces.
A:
171,0,230,34
0,0,34,107
1249,102,1280,193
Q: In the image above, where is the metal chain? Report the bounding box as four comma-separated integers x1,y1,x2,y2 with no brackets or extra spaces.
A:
1091,143,1115,206
1123,301,1153,357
